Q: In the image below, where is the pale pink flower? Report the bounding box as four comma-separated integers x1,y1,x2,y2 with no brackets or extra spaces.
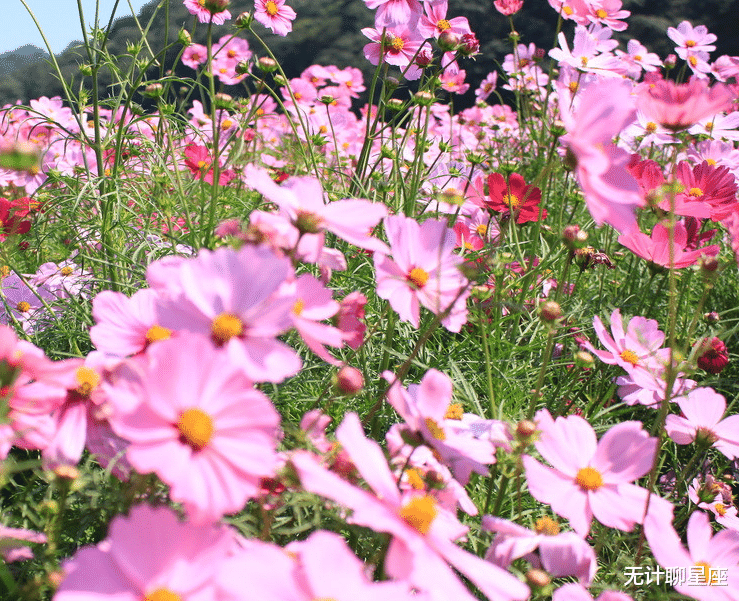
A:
0,524,45,562
292,413,530,601
483,516,597,584
154,245,301,383
366,0,423,27
689,479,739,532
523,409,672,536
644,511,739,600
362,26,426,79
585,0,629,32
417,0,471,39
182,43,207,69
476,72,498,101
55,504,235,600
254,0,297,37
667,21,717,60
108,334,282,523
375,215,470,332
617,220,719,269
666,387,739,459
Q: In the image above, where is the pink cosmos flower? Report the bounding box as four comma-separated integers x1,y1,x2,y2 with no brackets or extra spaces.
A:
418,0,471,39
336,291,367,349
384,369,499,484
617,220,720,269
182,43,207,69
291,413,530,601
559,78,644,233
494,0,524,16
366,0,423,27
90,289,172,358
107,334,282,523
636,77,734,132
362,26,426,79
670,160,738,222
254,0,297,37
375,215,470,332
666,387,739,459
183,0,231,24
523,409,672,536
667,21,717,60
584,0,629,32
552,583,633,601
483,516,597,584
0,524,45,562
583,309,669,374
154,245,301,383
476,72,498,101
55,504,236,600
644,511,739,600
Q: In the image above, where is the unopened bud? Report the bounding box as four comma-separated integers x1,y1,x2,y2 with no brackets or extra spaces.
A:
336,366,364,395
516,419,537,440
526,569,551,588
235,11,253,28
386,98,404,112
143,82,164,98
574,351,594,368
700,255,719,273
235,60,251,75
178,28,192,46
413,91,435,106
385,76,400,90
257,56,278,73
203,0,230,13
438,30,460,52
664,54,677,68
460,33,480,56
214,93,234,109
562,224,588,250
704,311,720,324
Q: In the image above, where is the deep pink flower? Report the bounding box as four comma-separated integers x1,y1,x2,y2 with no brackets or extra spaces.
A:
670,160,738,222
254,0,297,37
362,26,426,79
292,413,530,601
374,215,470,332
108,334,282,523
479,172,545,224
644,511,739,600
55,504,235,600
636,77,733,132
365,0,423,27
494,0,524,16
696,337,730,374
183,0,231,24
523,409,672,536
666,387,739,459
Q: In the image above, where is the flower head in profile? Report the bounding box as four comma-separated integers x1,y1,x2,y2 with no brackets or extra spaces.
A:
523,409,672,536
183,0,232,24
107,334,282,523
254,0,297,37
617,220,719,269
636,77,733,132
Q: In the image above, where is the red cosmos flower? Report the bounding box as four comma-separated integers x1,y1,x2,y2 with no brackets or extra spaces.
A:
0,198,32,241
480,172,546,224
669,160,739,222
696,337,729,374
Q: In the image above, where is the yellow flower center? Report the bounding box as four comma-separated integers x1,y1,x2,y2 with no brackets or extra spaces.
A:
60,266,74,276
437,19,451,31
634,54,643,61
689,55,698,67
563,6,573,15
619,349,639,366
15,301,31,313
502,193,521,209
707,158,717,166
424,417,446,440
445,403,464,420
475,224,488,236
145,325,172,345
390,37,405,52
293,299,304,316
399,495,437,534
145,588,182,601
534,516,561,535
75,366,100,397
693,561,720,585
405,468,425,490
211,313,243,345
221,119,233,129
407,267,429,288
197,160,208,169
580,56,589,67
576,466,604,491
0,266,10,278
715,503,727,516
705,122,714,133
177,408,214,450
595,8,608,18
645,122,657,133
689,187,704,197
265,1,279,16
686,40,696,48
568,81,579,93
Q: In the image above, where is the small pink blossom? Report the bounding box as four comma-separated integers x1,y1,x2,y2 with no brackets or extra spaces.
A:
183,0,231,24
254,0,297,37
494,0,524,16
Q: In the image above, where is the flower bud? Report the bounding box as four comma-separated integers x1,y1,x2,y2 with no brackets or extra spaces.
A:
235,11,253,28
515,419,537,440
257,56,278,73
386,98,404,112
696,337,729,374
574,351,594,368
539,300,562,323
438,30,460,52
235,60,251,75
385,76,400,90
143,83,164,98
704,311,720,324
203,0,230,13
413,91,435,106
214,93,234,109
459,33,480,56
335,366,364,395
178,28,192,46
562,224,588,250
526,569,551,588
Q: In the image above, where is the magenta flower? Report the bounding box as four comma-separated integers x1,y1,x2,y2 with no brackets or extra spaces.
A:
523,409,672,536
254,0,297,37
292,413,530,601
374,215,470,332
618,220,719,269
666,387,739,459
183,0,231,24
55,504,235,600
107,334,282,523
365,0,423,27
644,511,739,600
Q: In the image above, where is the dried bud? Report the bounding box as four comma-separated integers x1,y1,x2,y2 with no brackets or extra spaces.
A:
335,366,364,395
539,300,562,323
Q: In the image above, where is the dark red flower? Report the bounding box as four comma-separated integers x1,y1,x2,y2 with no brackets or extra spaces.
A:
697,337,729,374
483,172,545,224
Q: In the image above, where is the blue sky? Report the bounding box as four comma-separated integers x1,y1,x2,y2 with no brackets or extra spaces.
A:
5,0,154,55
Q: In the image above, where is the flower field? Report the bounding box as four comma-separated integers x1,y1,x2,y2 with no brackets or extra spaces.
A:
0,0,738,599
